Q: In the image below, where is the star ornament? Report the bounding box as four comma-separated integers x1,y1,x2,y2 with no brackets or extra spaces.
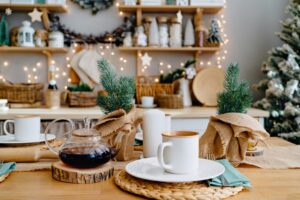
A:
140,53,152,67
28,8,42,22
177,10,183,24
5,8,12,16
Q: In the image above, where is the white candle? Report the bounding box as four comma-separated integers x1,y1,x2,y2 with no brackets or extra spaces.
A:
143,109,165,158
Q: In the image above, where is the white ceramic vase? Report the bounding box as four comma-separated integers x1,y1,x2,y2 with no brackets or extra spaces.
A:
179,78,192,107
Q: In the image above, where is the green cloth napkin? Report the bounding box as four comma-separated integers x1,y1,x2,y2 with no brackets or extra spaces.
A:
0,162,16,177
208,159,251,188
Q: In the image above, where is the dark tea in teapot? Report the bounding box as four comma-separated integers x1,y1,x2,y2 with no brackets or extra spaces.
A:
59,145,112,168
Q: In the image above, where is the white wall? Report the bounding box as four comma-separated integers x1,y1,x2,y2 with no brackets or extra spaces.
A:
0,0,288,98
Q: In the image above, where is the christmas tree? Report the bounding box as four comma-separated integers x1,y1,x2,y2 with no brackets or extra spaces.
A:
0,16,9,46
254,0,300,142
97,59,135,114
207,18,223,45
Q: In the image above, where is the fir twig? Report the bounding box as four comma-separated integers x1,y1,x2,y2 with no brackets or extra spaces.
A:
217,63,252,114
97,59,135,114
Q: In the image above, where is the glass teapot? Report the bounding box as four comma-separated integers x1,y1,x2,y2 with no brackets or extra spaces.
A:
45,118,114,168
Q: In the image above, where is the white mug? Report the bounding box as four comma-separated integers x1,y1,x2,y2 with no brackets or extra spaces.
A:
3,115,41,141
141,96,154,107
157,131,199,174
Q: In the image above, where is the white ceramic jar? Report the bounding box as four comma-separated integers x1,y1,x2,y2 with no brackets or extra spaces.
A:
48,31,64,48
169,17,182,47
17,21,35,47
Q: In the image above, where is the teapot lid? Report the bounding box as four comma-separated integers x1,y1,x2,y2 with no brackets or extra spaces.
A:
73,118,100,137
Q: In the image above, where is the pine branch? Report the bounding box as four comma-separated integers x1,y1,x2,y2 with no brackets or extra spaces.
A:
217,63,252,114
97,59,135,114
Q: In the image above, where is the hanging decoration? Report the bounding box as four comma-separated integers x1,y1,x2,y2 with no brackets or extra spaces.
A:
5,8,12,16
48,14,136,46
71,0,115,15
141,53,152,67
28,8,43,22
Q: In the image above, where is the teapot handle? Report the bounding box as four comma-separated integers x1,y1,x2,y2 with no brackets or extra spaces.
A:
44,118,75,155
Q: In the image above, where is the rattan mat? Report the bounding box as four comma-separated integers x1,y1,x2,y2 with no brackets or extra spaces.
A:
114,170,244,200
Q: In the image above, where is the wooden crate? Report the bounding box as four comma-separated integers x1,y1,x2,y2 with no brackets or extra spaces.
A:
68,92,97,107
0,83,44,103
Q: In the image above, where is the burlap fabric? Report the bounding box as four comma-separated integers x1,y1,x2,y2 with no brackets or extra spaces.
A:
93,108,143,161
200,113,269,166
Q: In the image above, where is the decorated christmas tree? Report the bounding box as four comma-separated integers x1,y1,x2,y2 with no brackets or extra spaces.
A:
254,0,300,142
207,18,223,45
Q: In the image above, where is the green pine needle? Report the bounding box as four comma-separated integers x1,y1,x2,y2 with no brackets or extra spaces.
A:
217,63,252,114
97,59,135,114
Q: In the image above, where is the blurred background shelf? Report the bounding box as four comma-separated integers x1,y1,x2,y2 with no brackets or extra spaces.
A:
0,3,68,12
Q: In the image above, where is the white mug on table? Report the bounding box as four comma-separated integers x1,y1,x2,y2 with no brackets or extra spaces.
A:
3,115,41,141
157,131,199,174
141,96,154,107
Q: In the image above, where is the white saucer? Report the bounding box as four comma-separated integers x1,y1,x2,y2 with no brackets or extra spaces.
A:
135,131,143,141
126,157,225,183
137,104,157,109
0,134,56,145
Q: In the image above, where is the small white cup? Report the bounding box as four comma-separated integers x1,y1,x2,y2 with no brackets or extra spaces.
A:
0,99,8,107
3,115,41,141
141,96,154,107
157,131,199,174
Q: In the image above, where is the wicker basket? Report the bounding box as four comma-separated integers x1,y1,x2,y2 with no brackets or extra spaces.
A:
157,94,184,109
0,83,44,103
68,91,97,107
136,76,174,104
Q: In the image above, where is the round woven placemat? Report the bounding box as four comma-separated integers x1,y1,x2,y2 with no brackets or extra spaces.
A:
114,170,244,200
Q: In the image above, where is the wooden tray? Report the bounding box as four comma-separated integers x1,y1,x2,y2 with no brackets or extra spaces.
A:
192,67,225,106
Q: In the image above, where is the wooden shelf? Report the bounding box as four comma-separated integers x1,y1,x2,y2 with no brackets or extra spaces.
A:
0,3,68,12
118,5,223,14
0,47,68,53
118,46,220,53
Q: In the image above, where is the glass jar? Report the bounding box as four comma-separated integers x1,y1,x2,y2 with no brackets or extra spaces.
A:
17,21,35,47
48,31,64,48
169,16,182,47
143,16,152,46
158,16,169,47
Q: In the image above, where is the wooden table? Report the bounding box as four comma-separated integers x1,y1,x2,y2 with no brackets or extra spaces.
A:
0,138,299,200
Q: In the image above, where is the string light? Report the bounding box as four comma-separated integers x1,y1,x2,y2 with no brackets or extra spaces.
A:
32,68,37,72
23,66,28,71
67,64,71,68
119,11,123,16
62,72,67,76
167,64,172,69
3,61,8,67
120,67,124,71
68,78,71,83
66,57,70,61
36,62,41,67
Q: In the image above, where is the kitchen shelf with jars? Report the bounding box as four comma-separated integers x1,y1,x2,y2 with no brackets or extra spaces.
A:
0,1,68,74
116,0,224,72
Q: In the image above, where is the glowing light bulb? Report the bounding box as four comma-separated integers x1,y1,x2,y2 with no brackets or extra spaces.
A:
222,56,226,60
180,62,184,67
32,68,37,72
67,64,71,68
68,78,71,83
56,67,60,72
106,45,110,49
51,60,56,65
207,62,211,66
55,74,59,79
120,67,124,71
221,15,224,19
141,69,145,72
159,62,164,66
66,57,70,61
160,70,164,74
36,62,41,67
28,80,31,83
64,86,68,90
101,52,105,56
99,46,104,49
62,72,67,76
119,11,123,16
111,52,115,56
224,50,228,54
3,61,8,67
200,62,204,66
138,53,142,57
34,76,38,80
120,57,124,61
167,64,172,69
116,2,119,6
28,74,31,78
72,49,76,53
218,65,222,68
217,57,221,61
74,43,78,48
23,66,28,71
155,78,159,83
123,59,127,63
